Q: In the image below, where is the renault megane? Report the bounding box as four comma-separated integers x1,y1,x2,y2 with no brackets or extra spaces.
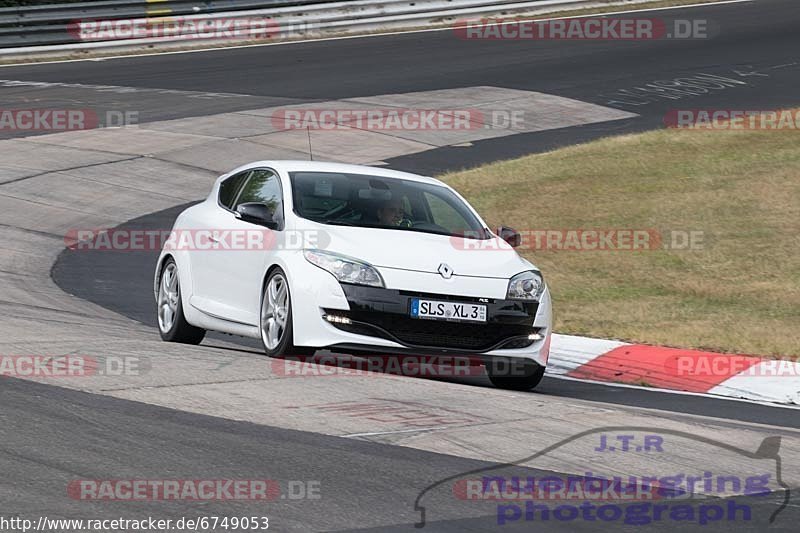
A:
154,161,552,390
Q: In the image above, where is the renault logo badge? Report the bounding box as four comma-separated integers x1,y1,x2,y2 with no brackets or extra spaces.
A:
438,263,453,279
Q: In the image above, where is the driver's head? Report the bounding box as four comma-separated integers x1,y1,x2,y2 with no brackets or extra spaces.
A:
376,197,403,226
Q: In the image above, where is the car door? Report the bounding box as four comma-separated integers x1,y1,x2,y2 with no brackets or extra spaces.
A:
188,169,251,321
200,168,284,326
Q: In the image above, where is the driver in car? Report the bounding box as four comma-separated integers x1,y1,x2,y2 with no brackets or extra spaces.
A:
376,197,405,226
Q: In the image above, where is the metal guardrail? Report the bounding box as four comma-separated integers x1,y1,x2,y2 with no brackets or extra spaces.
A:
0,0,629,53
0,1,343,46
0,1,340,23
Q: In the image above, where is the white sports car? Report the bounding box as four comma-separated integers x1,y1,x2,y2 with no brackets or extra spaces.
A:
154,161,552,390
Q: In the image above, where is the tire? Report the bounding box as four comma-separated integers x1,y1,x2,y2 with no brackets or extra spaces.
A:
259,268,315,357
156,258,206,344
486,358,545,391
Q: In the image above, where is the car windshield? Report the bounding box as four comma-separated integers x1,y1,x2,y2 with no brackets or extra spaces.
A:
290,171,489,239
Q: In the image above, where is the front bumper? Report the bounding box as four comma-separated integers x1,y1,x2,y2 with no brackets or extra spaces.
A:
285,255,551,366
324,285,542,353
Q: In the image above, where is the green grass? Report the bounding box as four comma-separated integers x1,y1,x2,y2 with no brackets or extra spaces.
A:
440,116,800,358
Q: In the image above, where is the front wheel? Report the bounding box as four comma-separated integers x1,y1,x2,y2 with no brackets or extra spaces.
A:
259,268,315,357
486,358,545,391
156,258,206,344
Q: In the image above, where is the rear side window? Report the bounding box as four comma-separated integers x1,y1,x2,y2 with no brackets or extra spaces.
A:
218,171,250,209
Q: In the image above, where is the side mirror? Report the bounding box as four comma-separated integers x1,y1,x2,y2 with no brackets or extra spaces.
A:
496,226,521,248
236,202,279,230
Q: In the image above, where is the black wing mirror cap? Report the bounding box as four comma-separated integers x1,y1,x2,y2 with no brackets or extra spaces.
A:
236,202,280,230
496,226,522,248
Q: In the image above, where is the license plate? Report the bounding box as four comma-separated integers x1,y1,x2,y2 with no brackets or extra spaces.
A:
410,298,487,323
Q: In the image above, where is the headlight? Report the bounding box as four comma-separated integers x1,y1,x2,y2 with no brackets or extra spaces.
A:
506,270,545,301
304,249,384,287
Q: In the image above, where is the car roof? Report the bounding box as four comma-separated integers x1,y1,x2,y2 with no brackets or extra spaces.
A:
239,160,445,187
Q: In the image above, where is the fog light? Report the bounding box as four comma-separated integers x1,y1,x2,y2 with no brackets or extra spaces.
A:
325,314,352,325
528,332,543,342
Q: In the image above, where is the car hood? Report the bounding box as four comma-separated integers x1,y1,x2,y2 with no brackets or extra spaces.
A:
304,222,535,279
